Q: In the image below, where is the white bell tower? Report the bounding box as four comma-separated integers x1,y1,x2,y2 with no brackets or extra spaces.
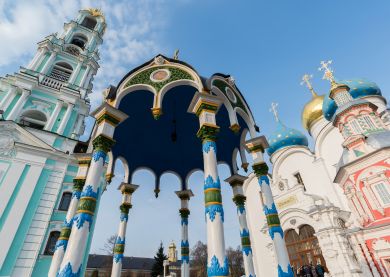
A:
0,8,105,144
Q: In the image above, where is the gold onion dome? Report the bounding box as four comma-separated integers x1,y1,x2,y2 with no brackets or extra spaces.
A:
301,91,325,130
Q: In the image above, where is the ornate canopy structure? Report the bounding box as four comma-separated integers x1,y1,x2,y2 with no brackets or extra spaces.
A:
53,54,293,277
103,54,258,193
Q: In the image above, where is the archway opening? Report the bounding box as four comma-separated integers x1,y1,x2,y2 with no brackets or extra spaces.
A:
20,110,47,129
285,225,327,273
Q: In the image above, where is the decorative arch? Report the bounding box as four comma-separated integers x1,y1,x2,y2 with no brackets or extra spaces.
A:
159,170,183,190
113,55,204,114
70,33,88,49
20,109,48,129
235,107,257,138
115,156,130,183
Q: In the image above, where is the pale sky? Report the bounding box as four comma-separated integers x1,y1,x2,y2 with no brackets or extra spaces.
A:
1,0,389,257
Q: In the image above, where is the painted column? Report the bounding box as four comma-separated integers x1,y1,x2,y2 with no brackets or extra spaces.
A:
175,190,194,277
57,103,74,135
80,65,91,88
0,86,17,112
28,47,47,70
189,92,229,277
41,51,57,75
48,155,91,277
225,174,256,277
68,60,82,84
57,103,128,276
45,100,63,131
245,137,293,277
111,183,138,277
7,89,30,121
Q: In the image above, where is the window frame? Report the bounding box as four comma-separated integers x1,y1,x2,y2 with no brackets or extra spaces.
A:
373,182,390,207
58,191,72,211
43,230,60,256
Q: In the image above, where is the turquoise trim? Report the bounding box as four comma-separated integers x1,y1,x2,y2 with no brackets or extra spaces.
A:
50,211,66,222
64,110,78,137
75,66,86,86
63,175,74,183
22,97,54,114
67,165,78,173
36,53,50,73
0,168,50,276
52,106,66,132
31,89,57,101
31,256,52,277
46,159,56,166
0,165,30,231
53,137,64,149
0,160,11,189
3,93,21,118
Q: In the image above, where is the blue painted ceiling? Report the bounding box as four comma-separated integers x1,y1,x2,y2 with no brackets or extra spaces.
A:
111,85,249,190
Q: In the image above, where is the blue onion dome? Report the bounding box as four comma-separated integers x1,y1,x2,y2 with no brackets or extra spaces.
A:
322,78,382,121
267,121,309,156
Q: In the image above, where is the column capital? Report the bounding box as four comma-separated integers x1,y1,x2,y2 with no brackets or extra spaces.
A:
91,102,128,127
92,134,115,153
73,178,86,191
225,174,247,187
175,189,194,200
245,136,269,154
119,183,139,195
188,92,222,116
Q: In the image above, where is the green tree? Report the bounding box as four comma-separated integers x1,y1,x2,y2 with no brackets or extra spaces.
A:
151,242,168,277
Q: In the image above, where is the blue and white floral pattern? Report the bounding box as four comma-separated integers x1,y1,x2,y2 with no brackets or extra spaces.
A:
207,255,229,276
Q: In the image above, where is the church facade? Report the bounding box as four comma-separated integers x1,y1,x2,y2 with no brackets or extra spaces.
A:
244,72,390,276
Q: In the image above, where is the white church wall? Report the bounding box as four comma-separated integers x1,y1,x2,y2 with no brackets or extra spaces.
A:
243,175,277,277
270,146,345,209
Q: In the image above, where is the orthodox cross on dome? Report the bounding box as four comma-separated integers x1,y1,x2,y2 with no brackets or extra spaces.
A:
269,102,279,122
318,60,336,85
173,49,179,60
301,74,318,97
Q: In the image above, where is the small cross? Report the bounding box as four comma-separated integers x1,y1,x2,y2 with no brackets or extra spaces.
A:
173,49,179,60
269,102,279,122
300,74,317,96
318,60,335,84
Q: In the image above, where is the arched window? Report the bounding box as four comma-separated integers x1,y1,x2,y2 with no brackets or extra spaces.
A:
20,110,47,130
44,231,60,255
81,17,97,30
285,225,327,272
70,34,88,49
58,192,72,211
50,62,73,82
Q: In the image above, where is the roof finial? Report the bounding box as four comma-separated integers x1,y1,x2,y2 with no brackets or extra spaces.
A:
173,49,179,60
300,74,318,97
318,60,336,86
269,102,279,122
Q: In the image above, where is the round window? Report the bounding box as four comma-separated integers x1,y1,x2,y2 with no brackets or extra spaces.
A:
150,69,170,82
226,87,237,103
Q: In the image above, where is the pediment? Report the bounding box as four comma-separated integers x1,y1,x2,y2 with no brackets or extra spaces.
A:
0,121,54,156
